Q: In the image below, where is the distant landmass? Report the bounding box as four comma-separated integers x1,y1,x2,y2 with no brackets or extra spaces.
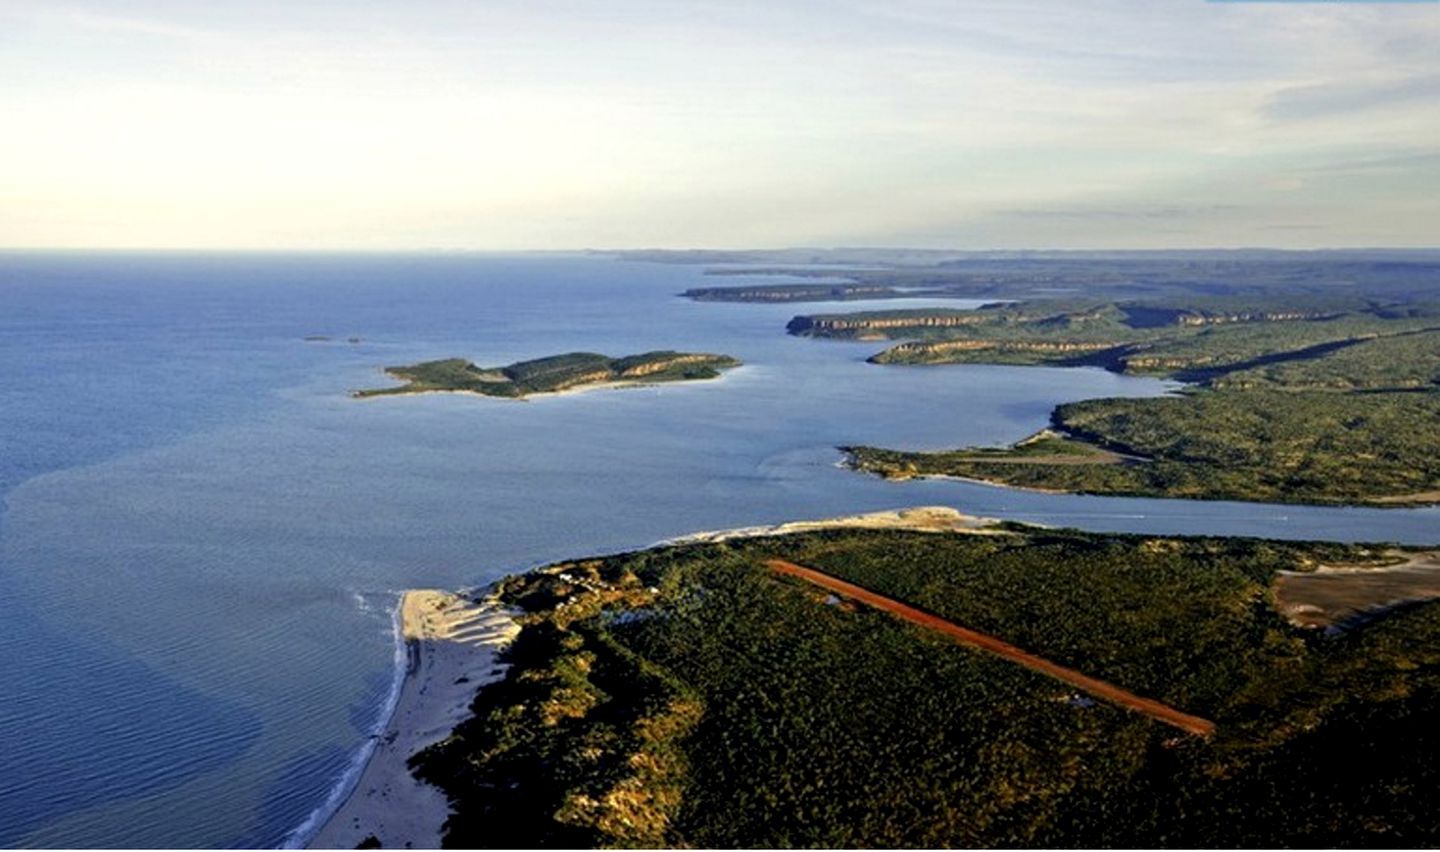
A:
818,296,1440,506
353,351,740,399
648,248,1440,304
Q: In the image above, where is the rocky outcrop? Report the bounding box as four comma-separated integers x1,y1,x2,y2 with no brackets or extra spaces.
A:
1175,311,1338,326
788,313,986,334
877,339,1115,358
548,369,617,390
616,354,713,378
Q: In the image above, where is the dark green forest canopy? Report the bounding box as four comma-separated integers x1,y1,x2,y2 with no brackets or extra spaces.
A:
847,390,1440,505
414,527,1440,848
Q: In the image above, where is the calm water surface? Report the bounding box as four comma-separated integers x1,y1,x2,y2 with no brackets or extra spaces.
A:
0,253,1435,847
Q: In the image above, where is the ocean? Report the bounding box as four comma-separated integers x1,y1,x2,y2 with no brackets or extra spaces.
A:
0,252,1435,847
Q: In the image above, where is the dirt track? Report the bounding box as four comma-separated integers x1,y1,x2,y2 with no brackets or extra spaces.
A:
765,559,1216,737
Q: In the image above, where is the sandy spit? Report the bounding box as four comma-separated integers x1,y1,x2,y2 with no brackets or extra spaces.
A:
307,590,518,850
659,505,1005,545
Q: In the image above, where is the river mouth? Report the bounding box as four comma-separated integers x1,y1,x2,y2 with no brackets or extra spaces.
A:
1,253,1438,847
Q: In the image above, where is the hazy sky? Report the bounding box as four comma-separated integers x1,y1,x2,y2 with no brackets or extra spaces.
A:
2,0,1437,249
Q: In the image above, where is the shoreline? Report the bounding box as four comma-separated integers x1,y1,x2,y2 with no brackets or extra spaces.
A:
658,505,1004,545
836,457,1075,497
302,506,1439,849
303,506,980,848
848,463,1440,508
282,599,409,850
305,590,518,850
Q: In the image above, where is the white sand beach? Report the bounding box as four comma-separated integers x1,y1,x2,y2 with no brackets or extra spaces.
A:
308,590,518,850
660,505,1004,545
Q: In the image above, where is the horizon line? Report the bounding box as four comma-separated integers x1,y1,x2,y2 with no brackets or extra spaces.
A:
2,245,1440,255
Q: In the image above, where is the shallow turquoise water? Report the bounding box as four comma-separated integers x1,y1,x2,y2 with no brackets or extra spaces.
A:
0,252,1434,847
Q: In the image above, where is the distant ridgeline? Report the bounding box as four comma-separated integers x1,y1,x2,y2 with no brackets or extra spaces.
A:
413,525,1440,847
667,250,1440,304
809,296,1440,506
684,283,912,302
353,351,739,399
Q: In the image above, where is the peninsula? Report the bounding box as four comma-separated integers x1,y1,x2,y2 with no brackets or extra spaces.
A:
793,297,1440,506
353,351,740,399
399,511,1440,847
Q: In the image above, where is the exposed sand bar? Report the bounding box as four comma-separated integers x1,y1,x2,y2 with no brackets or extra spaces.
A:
308,590,518,850
661,505,1005,545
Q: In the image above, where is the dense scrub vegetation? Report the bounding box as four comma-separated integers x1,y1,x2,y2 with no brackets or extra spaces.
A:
830,299,1440,376
353,351,739,399
1213,328,1440,391
849,390,1440,505
414,528,1440,847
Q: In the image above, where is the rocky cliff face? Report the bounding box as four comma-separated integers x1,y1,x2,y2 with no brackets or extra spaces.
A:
788,314,985,334
871,338,1118,364
1120,355,1215,371
616,354,713,378
1176,311,1337,326
548,369,617,390
882,339,1115,356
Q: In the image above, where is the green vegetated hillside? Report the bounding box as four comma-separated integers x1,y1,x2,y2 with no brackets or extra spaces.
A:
823,297,1440,505
1212,328,1440,391
353,351,739,399
413,527,1440,848
790,298,1434,374
848,391,1440,504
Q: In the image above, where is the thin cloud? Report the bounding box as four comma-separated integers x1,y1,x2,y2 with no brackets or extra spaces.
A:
58,8,219,40
1267,74,1440,121
998,205,1246,221
1293,151,1440,175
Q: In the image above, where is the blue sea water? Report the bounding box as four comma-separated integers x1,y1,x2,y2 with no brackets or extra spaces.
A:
0,252,1435,848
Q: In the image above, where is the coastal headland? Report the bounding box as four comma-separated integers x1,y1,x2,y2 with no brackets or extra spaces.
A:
307,590,518,850
400,508,1440,847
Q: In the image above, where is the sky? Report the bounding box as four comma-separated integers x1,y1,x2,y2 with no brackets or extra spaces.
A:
1,0,1437,250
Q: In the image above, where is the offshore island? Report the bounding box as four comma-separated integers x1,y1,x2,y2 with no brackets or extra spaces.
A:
312,507,1440,848
352,351,740,400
